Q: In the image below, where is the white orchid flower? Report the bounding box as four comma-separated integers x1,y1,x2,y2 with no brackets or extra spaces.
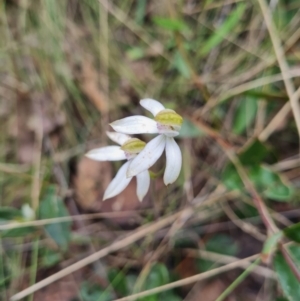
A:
85,132,150,201
110,99,183,185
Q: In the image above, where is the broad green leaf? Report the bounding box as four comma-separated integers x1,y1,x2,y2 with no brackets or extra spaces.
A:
39,186,71,250
222,164,243,191
274,246,300,301
139,263,170,301
249,166,293,202
222,163,293,202
284,223,300,243
146,263,170,289
153,17,188,32
239,139,269,166
233,97,257,135
108,269,128,296
200,3,246,55
178,120,204,138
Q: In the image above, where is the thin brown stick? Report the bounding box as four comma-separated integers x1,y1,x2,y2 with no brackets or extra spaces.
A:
259,86,300,141
112,254,259,301
10,191,230,301
0,211,140,230
190,117,278,233
257,0,300,138
10,213,180,301
187,249,275,278
191,116,300,282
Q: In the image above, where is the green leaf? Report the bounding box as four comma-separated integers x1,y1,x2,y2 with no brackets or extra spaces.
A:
108,269,128,296
222,163,293,202
40,248,62,268
172,51,191,78
274,246,300,301
233,97,257,135
261,232,283,261
159,292,182,301
222,163,243,191
146,263,170,289
197,234,239,272
239,139,269,166
138,263,170,301
0,207,22,221
284,223,300,243
126,47,145,61
249,166,293,202
38,186,71,250
135,0,147,25
178,119,204,138
1,226,37,238
79,282,113,301
206,234,239,256
152,17,188,32
200,3,246,55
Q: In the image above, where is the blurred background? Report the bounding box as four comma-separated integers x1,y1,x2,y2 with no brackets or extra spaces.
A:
1,0,300,300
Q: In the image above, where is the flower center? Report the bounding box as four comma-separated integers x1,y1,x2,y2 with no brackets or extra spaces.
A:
154,109,183,131
121,138,146,155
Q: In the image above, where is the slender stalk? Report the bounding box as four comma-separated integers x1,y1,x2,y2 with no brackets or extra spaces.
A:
215,258,261,301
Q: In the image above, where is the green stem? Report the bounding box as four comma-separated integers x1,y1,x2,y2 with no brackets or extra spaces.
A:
28,239,39,301
215,258,261,301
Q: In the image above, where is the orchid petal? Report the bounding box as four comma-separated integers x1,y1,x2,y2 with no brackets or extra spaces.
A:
110,116,159,134
164,137,182,185
140,98,165,116
86,146,126,161
127,135,166,177
103,161,132,200
136,170,150,202
106,131,131,145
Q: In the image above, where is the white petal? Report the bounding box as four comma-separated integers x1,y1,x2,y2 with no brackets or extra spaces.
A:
103,161,132,200
127,135,166,177
85,146,126,161
110,116,159,134
106,131,131,145
164,137,182,185
136,170,150,202
140,98,165,116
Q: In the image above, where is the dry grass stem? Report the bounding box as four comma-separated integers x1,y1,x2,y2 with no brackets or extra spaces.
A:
257,0,300,140
112,254,260,301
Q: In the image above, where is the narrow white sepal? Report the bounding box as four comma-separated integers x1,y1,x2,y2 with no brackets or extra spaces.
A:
86,146,126,161
110,116,159,134
136,170,150,202
164,137,182,185
140,98,165,116
103,161,132,200
106,131,131,146
127,135,166,177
